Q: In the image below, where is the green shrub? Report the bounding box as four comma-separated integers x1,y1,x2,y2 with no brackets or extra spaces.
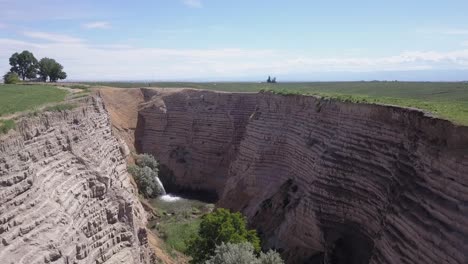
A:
0,119,15,134
205,242,258,264
205,242,284,264
128,165,164,198
186,208,261,264
128,154,165,198
3,72,20,84
258,250,284,264
135,153,159,170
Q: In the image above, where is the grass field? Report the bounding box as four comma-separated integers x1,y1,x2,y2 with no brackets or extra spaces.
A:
88,81,468,125
0,84,68,117
149,196,214,254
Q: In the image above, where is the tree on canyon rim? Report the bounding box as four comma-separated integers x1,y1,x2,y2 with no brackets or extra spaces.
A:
266,76,277,83
9,50,38,81
38,58,67,82
7,50,67,82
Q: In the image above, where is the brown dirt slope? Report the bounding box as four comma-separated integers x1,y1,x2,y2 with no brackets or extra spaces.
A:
99,88,183,263
99,88,145,154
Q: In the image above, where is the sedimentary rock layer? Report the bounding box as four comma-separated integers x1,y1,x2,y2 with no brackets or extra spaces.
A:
0,96,155,264
136,89,257,195
131,88,468,264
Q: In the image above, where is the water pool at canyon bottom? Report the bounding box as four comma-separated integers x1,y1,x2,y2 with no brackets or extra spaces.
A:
159,194,182,202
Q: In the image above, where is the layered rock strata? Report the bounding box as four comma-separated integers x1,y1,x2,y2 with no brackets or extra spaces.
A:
131,88,468,264
0,96,155,264
136,89,257,196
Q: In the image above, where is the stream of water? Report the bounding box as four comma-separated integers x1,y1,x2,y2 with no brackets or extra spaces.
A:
155,175,167,195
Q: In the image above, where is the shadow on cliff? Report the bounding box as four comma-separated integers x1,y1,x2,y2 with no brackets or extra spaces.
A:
159,164,219,203
252,179,373,264
134,113,218,203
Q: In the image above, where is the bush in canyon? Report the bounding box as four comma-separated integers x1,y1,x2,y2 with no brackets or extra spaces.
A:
186,208,261,263
205,242,284,264
258,250,285,264
128,154,164,198
135,153,159,170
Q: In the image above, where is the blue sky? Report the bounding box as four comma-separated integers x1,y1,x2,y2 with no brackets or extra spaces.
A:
1,0,468,81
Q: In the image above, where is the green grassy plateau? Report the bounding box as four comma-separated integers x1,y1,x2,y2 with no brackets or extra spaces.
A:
0,84,69,134
89,81,468,125
0,84,68,117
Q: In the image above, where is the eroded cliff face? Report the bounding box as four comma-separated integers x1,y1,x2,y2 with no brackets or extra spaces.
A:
0,96,156,264
221,94,468,264
124,88,468,264
135,89,257,197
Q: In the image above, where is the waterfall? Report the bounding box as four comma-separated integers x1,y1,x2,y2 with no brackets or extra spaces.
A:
155,175,182,202
155,175,166,195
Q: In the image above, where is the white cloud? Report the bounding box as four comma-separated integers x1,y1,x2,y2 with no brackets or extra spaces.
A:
183,0,202,8
22,31,83,43
83,21,111,29
1,35,468,80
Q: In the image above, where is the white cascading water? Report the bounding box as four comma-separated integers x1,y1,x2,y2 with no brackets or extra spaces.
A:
155,175,166,195
160,194,181,202
155,175,182,201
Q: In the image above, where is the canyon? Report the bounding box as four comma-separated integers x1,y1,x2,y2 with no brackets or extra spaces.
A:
1,87,467,264
104,88,468,264
0,96,157,264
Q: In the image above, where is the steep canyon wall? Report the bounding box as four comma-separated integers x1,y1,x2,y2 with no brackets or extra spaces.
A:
0,96,156,264
129,88,468,264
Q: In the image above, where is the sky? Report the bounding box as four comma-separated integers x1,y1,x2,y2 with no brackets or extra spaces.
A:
1,0,468,81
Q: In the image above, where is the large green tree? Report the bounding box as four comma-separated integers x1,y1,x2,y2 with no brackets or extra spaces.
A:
9,50,38,81
38,58,67,82
186,208,261,264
